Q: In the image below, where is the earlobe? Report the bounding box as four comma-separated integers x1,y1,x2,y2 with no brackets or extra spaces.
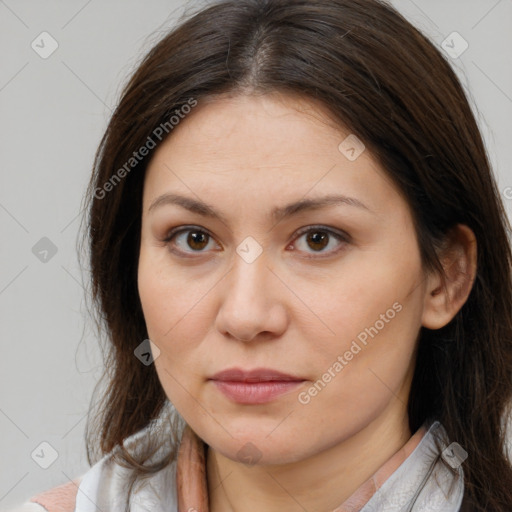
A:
421,224,477,330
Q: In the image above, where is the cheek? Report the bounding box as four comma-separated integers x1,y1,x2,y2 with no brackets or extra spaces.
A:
299,251,424,405
137,248,166,330
137,249,214,404
307,258,422,358
138,247,208,341
295,298,420,446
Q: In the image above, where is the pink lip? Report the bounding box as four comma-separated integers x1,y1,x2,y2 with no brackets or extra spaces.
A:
210,367,304,382
209,367,306,404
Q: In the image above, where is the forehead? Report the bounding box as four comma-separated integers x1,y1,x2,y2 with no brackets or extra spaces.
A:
142,92,406,220
148,92,349,169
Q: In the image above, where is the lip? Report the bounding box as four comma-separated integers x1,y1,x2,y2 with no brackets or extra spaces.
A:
209,367,305,382
209,367,306,404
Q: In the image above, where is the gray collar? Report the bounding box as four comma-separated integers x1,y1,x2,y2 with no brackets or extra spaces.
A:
359,421,465,511
75,415,464,512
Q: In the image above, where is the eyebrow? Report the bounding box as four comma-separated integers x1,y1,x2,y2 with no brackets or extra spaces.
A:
147,192,373,223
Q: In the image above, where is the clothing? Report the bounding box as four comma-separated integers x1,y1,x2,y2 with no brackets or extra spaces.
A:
7,407,467,511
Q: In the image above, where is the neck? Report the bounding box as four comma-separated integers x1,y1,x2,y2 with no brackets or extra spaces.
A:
206,408,412,512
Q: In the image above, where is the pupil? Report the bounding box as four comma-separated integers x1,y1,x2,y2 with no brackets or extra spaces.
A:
188,231,208,250
308,231,328,251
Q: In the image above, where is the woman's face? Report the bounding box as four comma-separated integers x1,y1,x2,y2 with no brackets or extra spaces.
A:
138,92,429,465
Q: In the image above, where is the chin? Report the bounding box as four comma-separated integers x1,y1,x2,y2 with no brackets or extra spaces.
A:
203,425,310,466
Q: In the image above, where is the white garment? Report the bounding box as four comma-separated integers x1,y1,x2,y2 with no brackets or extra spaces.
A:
357,421,465,511
75,408,182,512
73,417,464,511
6,403,465,512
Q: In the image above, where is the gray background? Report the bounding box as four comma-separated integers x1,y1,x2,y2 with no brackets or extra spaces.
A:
1,0,511,509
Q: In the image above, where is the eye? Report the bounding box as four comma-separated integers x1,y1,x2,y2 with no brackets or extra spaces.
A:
162,225,349,258
290,225,349,258
163,226,218,257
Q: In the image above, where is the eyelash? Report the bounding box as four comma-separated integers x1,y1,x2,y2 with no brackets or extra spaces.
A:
162,225,350,259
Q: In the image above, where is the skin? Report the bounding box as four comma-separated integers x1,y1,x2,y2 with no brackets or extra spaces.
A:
137,91,477,512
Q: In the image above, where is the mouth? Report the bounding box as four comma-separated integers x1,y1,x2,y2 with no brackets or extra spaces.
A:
208,367,306,404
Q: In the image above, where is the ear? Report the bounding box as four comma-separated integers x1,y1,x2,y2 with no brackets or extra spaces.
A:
421,224,477,330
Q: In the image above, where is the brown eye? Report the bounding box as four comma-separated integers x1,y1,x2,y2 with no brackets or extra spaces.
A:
292,226,349,258
186,230,210,251
163,227,218,256
163,225,349,259
305,231,329,252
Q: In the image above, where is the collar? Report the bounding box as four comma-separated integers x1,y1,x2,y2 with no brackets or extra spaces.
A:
176,421,464,512
75,410,464,512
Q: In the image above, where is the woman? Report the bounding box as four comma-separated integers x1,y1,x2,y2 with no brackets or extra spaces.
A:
9,0,512,510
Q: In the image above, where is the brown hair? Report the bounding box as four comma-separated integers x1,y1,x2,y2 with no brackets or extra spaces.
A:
79,0,512,509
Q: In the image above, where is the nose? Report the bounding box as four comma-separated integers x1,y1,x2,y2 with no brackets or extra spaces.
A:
214,251,288,343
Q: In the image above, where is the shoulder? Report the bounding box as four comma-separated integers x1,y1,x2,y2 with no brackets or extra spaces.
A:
7,405,182,512
75,419,179,511
5,477,82,512
73,448,178,512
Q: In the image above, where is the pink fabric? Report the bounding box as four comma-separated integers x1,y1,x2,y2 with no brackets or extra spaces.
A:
29,478,81,512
